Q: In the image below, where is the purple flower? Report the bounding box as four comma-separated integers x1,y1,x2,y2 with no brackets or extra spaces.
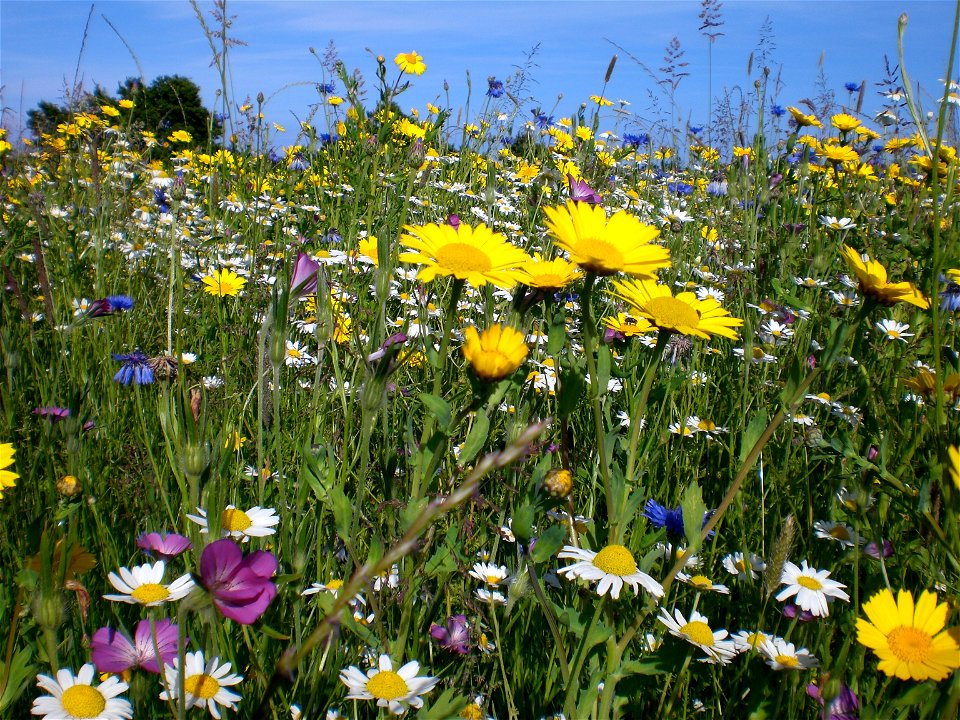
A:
199,538,277,625
33,406,71,422
290,252,320,299
568,175,601,204
91,619,181,674
807,682,859,720
137,532,193,562
87,296,133,318
863,539,894,559
112,350,154,385
783,604,816,622
447,214,461,231
486,77,504,98
430,614,470,654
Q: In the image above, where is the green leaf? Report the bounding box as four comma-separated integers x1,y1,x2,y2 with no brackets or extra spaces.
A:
401,497,429,533
0,647,36,712
596,344,612,396
739,410,769,466
416,688,470,719
558,367,586,419
532,524,566,564
681,481,707,552
419,393,452,432
512,503,535,545
329,486,353,540
547,313,568,355
458,412,489,465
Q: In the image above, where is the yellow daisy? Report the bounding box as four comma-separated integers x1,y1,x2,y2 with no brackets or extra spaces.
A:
201,268,247,298
788,106,822,128
515,253,583,291
602,312,655,337
394,50,427,75
462,324,529,382
543,201,670,278
609,278,743,340
0,442,19,499
831,113,862,132
856,588,960,682
821,144,860,165
841,245,929,309
399,222,527,288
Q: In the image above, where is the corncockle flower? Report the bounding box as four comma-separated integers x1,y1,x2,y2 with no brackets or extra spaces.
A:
112,350,154,385
137,532,192,561
199,538,277,624
290,252,320,298
91,618,180,674
863,539,894,559
430,614,470,654
446,213,460,230
568,175,601,204
33,406,71,422
807,682,859,720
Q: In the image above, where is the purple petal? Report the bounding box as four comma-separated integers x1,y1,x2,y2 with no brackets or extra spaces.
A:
91,627,137,673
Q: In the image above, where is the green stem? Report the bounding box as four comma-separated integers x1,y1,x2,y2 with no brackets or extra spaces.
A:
562,596,605,717
524,553,570,683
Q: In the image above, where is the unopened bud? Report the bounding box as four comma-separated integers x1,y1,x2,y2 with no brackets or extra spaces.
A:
543,469,573,499
57,474,81,498
257,91,265,105
34,593,64,631
181,441,211,479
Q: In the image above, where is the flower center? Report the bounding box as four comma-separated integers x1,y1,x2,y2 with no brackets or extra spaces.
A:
887,625,933,663
131,583,171,604
61,685,107,718
689,575,712,588
681,620,715,646
745,632,766,648
829,527,851,540
574,238,624,275
734,559,748,572
592,544,638,575
366,669,410,700
529,273,564,288
797,576,823,591
435,243,492,273
775,654,799,667
222,508,253,532
485,574,503,585
326,579,344,592
184,673,221,700
645,296,700,330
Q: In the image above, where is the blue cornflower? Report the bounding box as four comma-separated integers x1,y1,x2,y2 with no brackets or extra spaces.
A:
106,295,134,311
289,152,310,171
318,82,336,95
532,110,554,129
487,77,504,98
706,180,728,197
154,188,170,214
689,125,703,135
643,500,685,537
322,228,342,245
770,103,786,118
667,182,694,196
844,82,862,93
112,350,154,386
941,279,960,311
622,132,650,148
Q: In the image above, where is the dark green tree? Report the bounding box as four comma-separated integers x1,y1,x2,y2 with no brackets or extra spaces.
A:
26,101,73,138
117,75,221,145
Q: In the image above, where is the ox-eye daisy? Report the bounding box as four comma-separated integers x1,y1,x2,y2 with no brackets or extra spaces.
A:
760,638,819,670
340,654,438,715
160,650,243,719
31,663,132,719
776,560,849,617
658,608,737,664
558,544,664,600
103,561,194,607
187,505,279,541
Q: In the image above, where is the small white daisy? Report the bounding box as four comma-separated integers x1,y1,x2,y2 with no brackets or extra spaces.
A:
475,588,507,604
819,215,856,230
557,544,664,600
776,560,850,617
731,629,776,654
32,663,132,719
722,551,766,580
677,572,730,594
339,653,438,715
875,318,913,342
160,650,243,718
186,505,279,541
759,637,819,670
657,608,738,664
469,562,509,586
103,561,195,607
813,520,863,547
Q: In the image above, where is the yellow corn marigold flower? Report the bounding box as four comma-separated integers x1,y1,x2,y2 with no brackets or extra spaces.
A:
399,222,527,288
840,245,929,309
543,201,670,278
589,95,613,106
856,588,960,682
516,253,583,291
609,279,743,340
118,99,134,109
831,113,862,132
821,144,860,165
462,324,529,382
0,443,19,499
169,130,192,143
788,106,822,128
202,268,247,298
394,50,426,75
902,368,960,403
602,312,655,337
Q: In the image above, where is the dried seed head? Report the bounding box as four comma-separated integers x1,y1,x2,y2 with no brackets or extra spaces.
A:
764,514,795,596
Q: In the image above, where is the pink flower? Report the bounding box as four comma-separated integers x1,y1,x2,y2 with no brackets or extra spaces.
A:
91,619,181,674
290,252,319,298
199,539,277,625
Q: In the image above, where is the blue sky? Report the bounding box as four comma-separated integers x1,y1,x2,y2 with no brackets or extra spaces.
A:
2,1,957,147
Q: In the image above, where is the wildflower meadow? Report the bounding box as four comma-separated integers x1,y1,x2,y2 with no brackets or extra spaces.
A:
2,2,960,718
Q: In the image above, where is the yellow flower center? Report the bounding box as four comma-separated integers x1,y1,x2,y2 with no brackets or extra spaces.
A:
575,239,623,275
222,508,252,532
61,685,106,718
887,625,933,663
689,575,712,588
681,620,715,646
131,583,171,604
485,574,503,585
366,669,409,700
528,273,564,288
592,544,637,575
829,527,851,540
435,243,492,272
287,347,302,358
797,576,823,591
775,654,799,667
460,703,484,720
746,632,766,648
184,673,221,699
734,559,748,572
326,579,344,592
646,296,699,330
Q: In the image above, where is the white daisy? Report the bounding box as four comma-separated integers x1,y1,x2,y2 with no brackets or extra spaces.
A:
186,505,279,541
339,653,439,715
776,560,850,617
373,563,400,591
284,339,316,367
730,629,776,654
677,572,730,594
31,663,132,719
759,637,819,670
722,551,766,580
813,520,863,547
475,588,507,604
469,562,509,586
557,544,664,600
656,543,702,568
875,318,913,342
160,650,243,719
103,560,194,607
819,215,856,230
657,608,738,664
